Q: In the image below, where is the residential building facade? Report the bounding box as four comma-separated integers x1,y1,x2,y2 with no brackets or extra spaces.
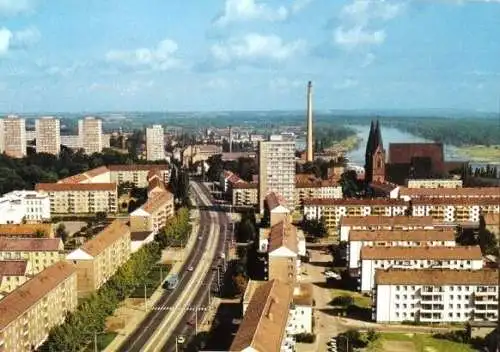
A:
232,182,258,207
0,260,30,300
406,179,463,189
399,187,500,201
129,191,175,233
1,191,51,223
0,116,26,158
295,174,342,207
258,139,296,213
78,117,103,154
35,117,61,155
0,262,77,351
146,125,165,161
0,224,54,238
373,269,498,323
66,220,131,297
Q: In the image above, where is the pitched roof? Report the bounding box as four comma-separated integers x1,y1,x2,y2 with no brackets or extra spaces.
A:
484,213,500,227
107,164,168,171
399,187,500,199
303,198,408,206
0,238,62,252
388,143,444,171
411,197,500,206
140,191,174,214
268,221,298,254
230,279,292,352
295,174,339,188
80,220,130,257
265,192,287,210
0,260,28,276
360,245,482,260
148,177,166,193
233,182,258,189
349,229,456,242
36,183,117,192
292,283,314,306
147,169,162,181
340,215,435,227
375,268,498,286
57,166,110,184
0,261,76,330
0,224,53,237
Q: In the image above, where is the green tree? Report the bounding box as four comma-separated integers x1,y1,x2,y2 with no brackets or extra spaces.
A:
55,224,68,243
34,229,47,238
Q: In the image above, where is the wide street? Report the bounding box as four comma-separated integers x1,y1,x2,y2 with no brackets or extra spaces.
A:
117,182,229,352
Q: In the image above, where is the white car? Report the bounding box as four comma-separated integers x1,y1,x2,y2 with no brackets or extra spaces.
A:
325,270,341,280
188,266,194,272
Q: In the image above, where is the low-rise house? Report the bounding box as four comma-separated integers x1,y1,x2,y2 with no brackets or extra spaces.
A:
348,229,456,269
0,260,30,300
373,269,498,324
0,262,77,351
339,215,439,242
66,220,131,297
0,238,63,275
129,191,174,234
35,183,118,214
359,246,483,292
231,279,295,352
303,198,408,235
0,224,54,238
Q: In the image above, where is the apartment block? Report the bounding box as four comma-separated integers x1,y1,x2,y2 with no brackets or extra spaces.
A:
181,144,222,167
231,279,295,352
0,191,51,223
411,198,500,224
0,260,30,300
406,179,463,189
339,215,442,242
0,262,77,351
399,187,500,201
359,246,483,292
35,183,118,214
232,182,258,207
108,164,170,188
0,224,54,238
0,238,63,275
78,117,103,154
66,220,131,297
348,229,456,269
259,221,305,283
373,269,498,323
35,117,61,155
303,198,408,234
129,191,175,234
146,125,165,161
265,192,292,227
258,139,296,213
295,174,342,206
0,116,26,158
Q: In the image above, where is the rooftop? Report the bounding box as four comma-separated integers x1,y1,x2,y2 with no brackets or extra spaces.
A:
411,197,500,206
360,245,482,260
268,221,298,254
36,183,117,192
0,238,62,252
140,191,174,214
0,260,28,277
375,268,498,286
108,164,169,171
80,220,130,257
265,192,288,211
0,224,53,237
399,186,500,198
303,198,408,206
292,283,314,306
350,229,456,242
340,215,435,227
230,279,292,352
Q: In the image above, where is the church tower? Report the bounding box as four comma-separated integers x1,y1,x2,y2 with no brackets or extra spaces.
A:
364,120,386,183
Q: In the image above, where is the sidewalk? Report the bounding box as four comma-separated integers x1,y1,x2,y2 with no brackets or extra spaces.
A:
104,200,200,352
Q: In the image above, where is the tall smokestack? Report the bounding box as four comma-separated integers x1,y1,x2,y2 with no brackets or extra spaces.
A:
306,81,313,162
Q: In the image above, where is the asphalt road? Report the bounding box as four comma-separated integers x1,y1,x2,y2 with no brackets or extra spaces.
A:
160,200,231,352
118,183,219,352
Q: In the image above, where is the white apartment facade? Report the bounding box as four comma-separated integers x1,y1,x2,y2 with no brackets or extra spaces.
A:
258,139,296,213
146,125,165,161
1,190,51,223
78,117,103,154
0,116,26,158
35,117,61,155
412,198,500,224
373,269,498,324
406,179,463,189
399,187,500,201
359,246,483,292
348,229,457,269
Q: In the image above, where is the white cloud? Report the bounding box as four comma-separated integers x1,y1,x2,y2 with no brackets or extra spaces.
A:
334,26,386,48
0,0,36,16
333,78,359,90
341,0,404,25
0,26,39,56
269,78,302,92
291,0,314,13
0,27,12,56
106,39,181,71
211,33,306,64
214,0,288,26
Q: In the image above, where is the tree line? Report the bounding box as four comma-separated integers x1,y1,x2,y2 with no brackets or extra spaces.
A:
155,207,192,248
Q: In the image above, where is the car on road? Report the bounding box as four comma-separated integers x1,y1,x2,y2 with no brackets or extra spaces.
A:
198,236,202,240
324,270,341,280
176,336,185,344
187,266,194,272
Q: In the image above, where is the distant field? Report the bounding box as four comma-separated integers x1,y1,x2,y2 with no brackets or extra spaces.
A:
456,145,500,163
367,332,475,352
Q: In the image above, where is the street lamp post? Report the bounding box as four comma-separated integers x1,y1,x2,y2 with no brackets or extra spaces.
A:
144,284,148,311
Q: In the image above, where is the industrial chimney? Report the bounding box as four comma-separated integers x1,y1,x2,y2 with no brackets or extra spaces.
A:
306,81,313,162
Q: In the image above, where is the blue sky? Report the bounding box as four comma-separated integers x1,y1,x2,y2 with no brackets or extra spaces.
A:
0,0,499,112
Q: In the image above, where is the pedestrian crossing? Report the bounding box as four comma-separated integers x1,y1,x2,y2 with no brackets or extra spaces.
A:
152,305,210,311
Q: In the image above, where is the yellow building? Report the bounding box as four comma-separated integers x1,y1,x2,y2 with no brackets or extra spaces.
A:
108,164,169,188
406,178,463,189
0,262,77,352
412,198,500,224
66,220,131,297
129,191,175,233
295,174,343,207
232,182,258,207
35,183,118,214
0,260,31,300
0,238,63,275
0,224,54,238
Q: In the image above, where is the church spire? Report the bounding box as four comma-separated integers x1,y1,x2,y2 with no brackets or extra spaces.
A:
374,119,383,149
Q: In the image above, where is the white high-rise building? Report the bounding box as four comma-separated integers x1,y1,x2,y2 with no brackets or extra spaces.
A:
78,117,103,154
36,117,61,155
0,115,26,158
258,138,296,213
146,125,165,161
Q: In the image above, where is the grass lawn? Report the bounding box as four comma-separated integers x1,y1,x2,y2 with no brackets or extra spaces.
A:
456,144,500,162
367,333,475,352
83,332,117,351
330,288,371,309
130,264,171,298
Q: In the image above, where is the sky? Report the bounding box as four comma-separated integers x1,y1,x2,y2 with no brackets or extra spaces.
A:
0,0,499,113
